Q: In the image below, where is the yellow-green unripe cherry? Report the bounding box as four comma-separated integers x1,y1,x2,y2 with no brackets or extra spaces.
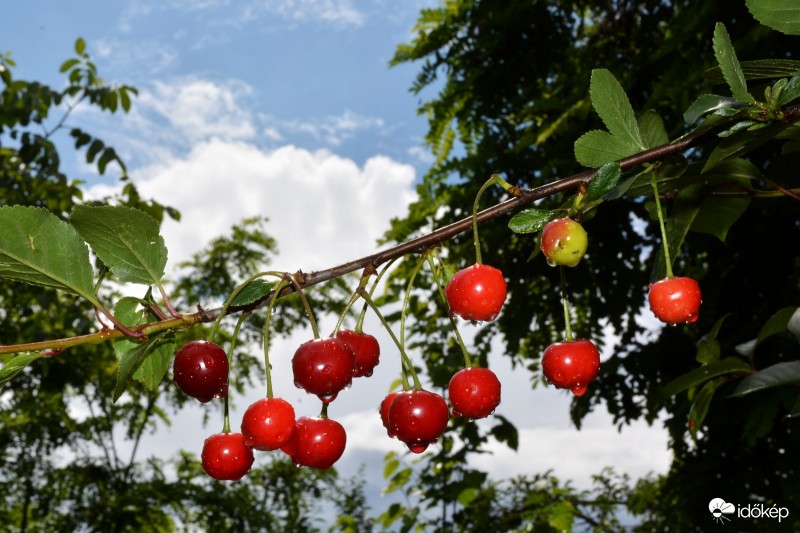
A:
540,217,588,267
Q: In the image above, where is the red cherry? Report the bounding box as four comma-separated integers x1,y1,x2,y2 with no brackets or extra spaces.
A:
388,390,449,453
540,217,588,267
336,329,380,378
201,432,254,481
541,339,600,397
379,391,402,437
240,397,297,451
445,263,508,321
173,340,229,403
448,367,501,419
280,416,347,470
648,276,702,324
292,337,355,403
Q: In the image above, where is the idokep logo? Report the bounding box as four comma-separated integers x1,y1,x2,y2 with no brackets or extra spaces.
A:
709,498,735,524
709,497,790,525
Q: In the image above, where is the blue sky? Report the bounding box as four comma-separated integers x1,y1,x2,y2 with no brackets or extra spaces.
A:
2,0,671,521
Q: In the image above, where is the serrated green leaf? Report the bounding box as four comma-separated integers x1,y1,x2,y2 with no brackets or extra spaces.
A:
0,205,98,302
661,357,751,398
71,205,167,285
690,195,750,241
746,0,800,35
712,23,754,103
574,130,641,168
229,279,275,307
508,208,554,234
589,68,645,149
689,378,725,440
731,361,800,397
0,352,45,386
684,95,739,124
638,110,668,148
586,162,621,202
113,333,174,401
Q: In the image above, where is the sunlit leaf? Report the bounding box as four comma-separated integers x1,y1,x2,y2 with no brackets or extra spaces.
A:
229,279,275,307
71,205,168,286
508,208,554,234
589,68,645,149
574,130,641,168
684,95,739,124
0,205,97,302
712,23,754,102
0,352,45,386
746,0,800,35
113,333,175,402
638,110,668,148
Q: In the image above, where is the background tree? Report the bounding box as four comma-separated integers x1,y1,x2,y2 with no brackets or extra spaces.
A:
383,0,800,530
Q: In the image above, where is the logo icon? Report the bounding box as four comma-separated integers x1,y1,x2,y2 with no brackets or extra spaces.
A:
709,498,736,524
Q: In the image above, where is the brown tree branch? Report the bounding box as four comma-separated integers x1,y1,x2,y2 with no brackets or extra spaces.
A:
2,106,799,357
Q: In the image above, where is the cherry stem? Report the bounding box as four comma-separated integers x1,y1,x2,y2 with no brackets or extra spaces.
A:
427,253,473,368
331,270,373,336
650,171,674,279
222,315,246,434
208,270,286,342
320,401,329,419
472,174,514,264
560,266,574,342
284,273,321,339
263,279,290,399
400,254,427,352
356,259,396,332
357,287,421,390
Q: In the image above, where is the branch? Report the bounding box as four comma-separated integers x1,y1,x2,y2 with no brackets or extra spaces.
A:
2,107,799,357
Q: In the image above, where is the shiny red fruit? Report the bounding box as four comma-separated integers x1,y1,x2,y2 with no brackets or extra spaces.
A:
448,367,502,419
280,416,347,470
173,340,229,403
292,337,356,403
388,389,449,453
541,339,600,397
201,432,254,481
445,263,508,321
648,276,702,324
240,397,296,451
379,391,402,438
336,329,380,378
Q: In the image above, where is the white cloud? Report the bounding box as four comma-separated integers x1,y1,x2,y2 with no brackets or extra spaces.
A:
271,109,385,146
138,79,257,143
89,139,417,275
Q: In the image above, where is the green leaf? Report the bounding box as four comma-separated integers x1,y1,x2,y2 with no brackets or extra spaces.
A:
70,205,168,285
574,130,641,168
683,95,739,124
382,467,412,496
589,68,645,149
75,37,86,55
113,333,174,401
778,72,800,106
637,110,668,148
704,59,800,86
112,297,175,391
661,357,751,398
383,456,400,479
703,122,791,173
0,206,98,303
508,208,554,234
59,58,80,73
586,162,621,202
457,488,479,506
690,195,750,241
229,279,275,307
491,414,518,451
547,501,576,531
696,315,730,364
0,352,45,386
712,23,754,102
731,361,800,397
689,378,725,440
746,0,800,35
758,306,798,345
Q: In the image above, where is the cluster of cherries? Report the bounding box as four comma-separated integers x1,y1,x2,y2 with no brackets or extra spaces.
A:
172,182,702,481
